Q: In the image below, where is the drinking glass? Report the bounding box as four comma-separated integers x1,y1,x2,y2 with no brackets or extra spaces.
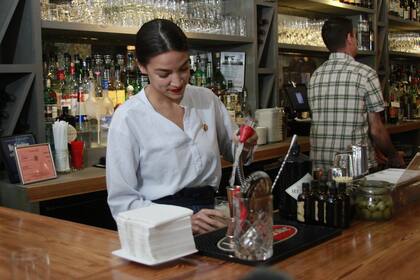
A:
214,196,230,219
233,193,273,261
11,248,50,280
333,152,354,180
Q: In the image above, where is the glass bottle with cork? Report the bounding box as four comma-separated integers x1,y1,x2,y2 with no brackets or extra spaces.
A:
326,182,338,227
297,182,312,223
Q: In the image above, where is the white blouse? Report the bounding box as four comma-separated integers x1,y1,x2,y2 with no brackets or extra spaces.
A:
106,85,237,217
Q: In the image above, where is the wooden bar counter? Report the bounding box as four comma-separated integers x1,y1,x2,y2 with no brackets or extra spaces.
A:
1,200,420,279
0,121,418,213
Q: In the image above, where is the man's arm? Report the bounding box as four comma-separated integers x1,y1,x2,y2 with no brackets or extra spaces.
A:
368,112,405,168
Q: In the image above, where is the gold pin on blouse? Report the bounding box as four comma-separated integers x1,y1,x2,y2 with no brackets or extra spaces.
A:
203,123,208,131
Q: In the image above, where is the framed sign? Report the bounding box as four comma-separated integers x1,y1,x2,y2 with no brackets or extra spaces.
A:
14,143,57,184
0,134,36,183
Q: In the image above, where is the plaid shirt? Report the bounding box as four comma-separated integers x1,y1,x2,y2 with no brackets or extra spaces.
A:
308,52,385,171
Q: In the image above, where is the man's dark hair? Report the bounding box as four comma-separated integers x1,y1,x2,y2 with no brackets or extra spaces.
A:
321,17,354,52
135,19,189,66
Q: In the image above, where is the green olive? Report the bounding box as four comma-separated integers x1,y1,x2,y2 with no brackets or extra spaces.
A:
384,198,393,208
376,201,385,211
383,208,392,220
367,203,376,211
371,211,383,220
355,197,366,206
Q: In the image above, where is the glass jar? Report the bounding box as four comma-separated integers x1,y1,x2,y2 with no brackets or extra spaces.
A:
354,180,394,221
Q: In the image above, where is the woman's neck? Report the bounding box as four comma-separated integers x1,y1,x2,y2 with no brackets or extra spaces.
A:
145,86,180,113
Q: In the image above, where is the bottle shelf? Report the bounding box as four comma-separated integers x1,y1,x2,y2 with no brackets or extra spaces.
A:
278,0,374,17
389,51,420,59
278,43,375,56
41,20,254,46
388,15,420,32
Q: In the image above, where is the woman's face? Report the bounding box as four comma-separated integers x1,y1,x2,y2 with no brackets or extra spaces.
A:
139,51,190,103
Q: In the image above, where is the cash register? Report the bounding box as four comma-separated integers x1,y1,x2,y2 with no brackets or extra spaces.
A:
284,83,311,136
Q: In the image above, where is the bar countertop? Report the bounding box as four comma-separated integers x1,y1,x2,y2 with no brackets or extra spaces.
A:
6,120,420,203
1,200,420,279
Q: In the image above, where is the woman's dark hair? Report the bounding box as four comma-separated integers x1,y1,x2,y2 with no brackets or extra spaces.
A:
135,19,189,66
321,17,354,52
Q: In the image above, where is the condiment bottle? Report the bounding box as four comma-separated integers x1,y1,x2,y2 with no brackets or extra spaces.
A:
309,180,319,224
337,182,351,228
316,180,327,225
326,182,338,227
297,182,311,223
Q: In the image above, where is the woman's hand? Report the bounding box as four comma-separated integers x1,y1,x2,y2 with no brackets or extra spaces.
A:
233,126,258,152
191,209,227,235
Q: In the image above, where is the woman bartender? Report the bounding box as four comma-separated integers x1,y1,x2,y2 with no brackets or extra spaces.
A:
106,19,256,235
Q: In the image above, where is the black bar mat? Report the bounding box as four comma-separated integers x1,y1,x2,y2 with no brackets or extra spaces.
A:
194,217,341,266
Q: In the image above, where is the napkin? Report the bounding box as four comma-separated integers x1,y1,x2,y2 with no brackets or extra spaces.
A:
116,204,197,264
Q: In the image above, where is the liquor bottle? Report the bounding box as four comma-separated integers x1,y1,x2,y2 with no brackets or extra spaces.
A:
225,80,237,122
100,79,114,146
44,77,58,143
410,0,418,21
240,88,252,118
125,50,136,99
54,68,65,110
400,0,407,18
297,182,311,223
189,56,196,85
133,69,142,94
115,54,126,87
81,60,90,102
389,0,397,16
205,60,213,88
101,79,115,115
309,181,318,224
368,15,374,51
63,53,71,76
213,52,226,97
326,183,338,227
62,62,78,115
273,142,311,216
114,64,126,106
388,84,400,124
337,183,351,228
357,15,371,51
310,180,320,224
317,179,327,225
194,54,204,87
44,78,58,109
57,106,76,128
404,0,411,20
103,54,113,96
94,71,103,98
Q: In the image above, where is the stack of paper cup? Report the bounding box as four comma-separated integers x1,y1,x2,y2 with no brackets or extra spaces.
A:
255,108,285,143
256,127,268,145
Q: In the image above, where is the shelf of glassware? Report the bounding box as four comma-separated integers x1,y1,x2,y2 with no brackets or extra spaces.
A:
277,0,374,17
388,15,420,32
278,43,375,56
41,20,254,45
389,51,420,59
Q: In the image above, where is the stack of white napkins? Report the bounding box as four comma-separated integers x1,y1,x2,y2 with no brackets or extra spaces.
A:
116,204,197,264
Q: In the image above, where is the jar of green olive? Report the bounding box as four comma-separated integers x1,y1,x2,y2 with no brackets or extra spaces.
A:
354,181,394,221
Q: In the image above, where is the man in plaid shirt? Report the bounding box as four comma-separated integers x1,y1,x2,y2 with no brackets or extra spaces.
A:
308,17,404,172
